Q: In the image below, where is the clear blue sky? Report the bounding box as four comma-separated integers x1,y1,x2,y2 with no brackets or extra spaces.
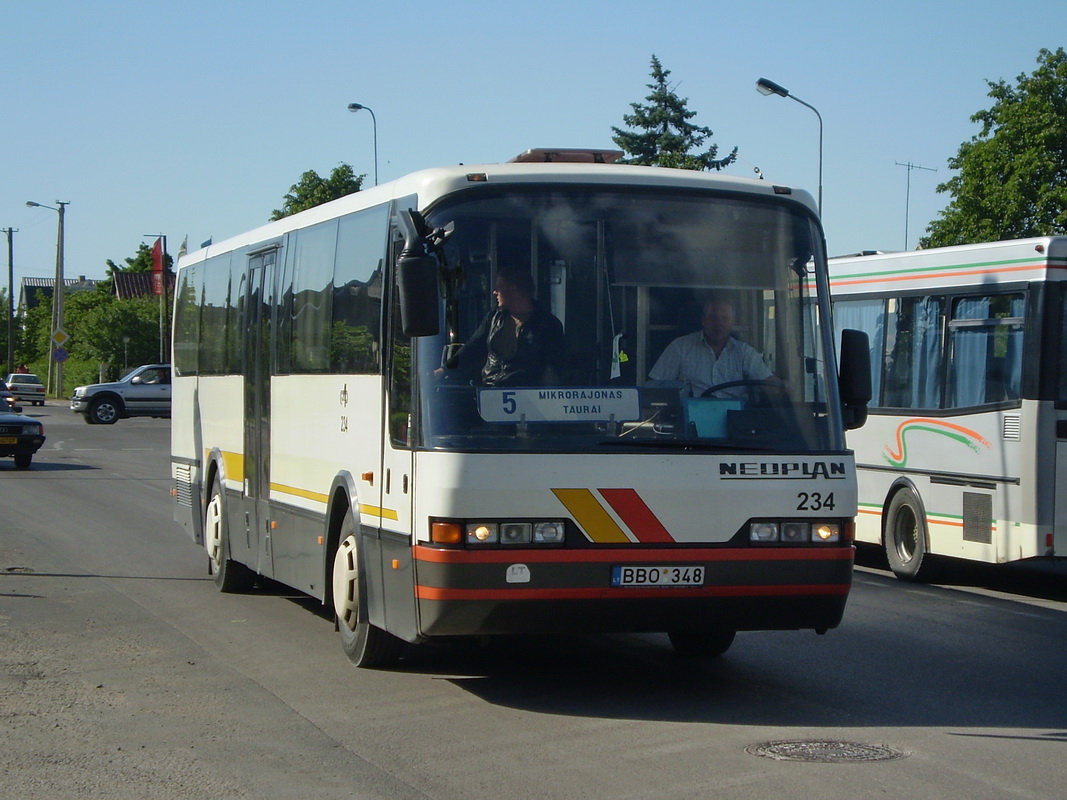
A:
3,0,1065,293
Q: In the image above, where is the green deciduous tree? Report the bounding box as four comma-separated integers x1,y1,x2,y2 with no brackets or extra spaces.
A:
271,163,364,221
922,47,1067,247
612,55,737,171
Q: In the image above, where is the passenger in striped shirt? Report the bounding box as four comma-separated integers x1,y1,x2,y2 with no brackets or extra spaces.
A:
648,295,772,398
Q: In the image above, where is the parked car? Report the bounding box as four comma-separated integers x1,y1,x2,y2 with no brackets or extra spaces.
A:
0,379,22,413
0,412,45,469
70,364,172,424
5,373,46,406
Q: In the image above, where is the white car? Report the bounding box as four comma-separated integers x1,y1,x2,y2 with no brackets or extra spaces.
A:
70,364,171,424
5,373,46,406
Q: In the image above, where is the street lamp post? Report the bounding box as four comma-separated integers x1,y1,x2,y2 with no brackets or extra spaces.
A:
756,78,823,215
347,102,378,186
26,200,69,397
2,227,16,378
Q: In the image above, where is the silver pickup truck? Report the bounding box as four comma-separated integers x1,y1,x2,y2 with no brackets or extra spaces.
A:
70,363,171,424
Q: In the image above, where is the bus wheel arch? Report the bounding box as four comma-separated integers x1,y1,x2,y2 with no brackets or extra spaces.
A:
331,503,405,668
204,464,255,592
883,482,933,582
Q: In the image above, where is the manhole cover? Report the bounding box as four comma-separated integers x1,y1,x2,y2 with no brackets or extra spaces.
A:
746,740,910,763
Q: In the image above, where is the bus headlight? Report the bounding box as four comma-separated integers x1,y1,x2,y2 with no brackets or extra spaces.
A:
533,521,565,543
500,523,532,544
750,522,779,542
750,520,842,544
466,523,498,545
813,523,840,543
453,519,566,546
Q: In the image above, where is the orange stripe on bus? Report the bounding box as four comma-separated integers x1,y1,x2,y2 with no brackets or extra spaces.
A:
551,488,631,543
830,263,1047,289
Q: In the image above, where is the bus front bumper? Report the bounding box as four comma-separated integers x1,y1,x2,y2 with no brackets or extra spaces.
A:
412,545,854,637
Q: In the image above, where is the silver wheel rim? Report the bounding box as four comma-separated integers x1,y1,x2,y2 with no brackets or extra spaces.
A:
332,534,359,633
894,506,918,563
205,493,224,569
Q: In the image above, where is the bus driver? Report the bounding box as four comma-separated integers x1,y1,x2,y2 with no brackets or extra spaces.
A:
648,295,772,397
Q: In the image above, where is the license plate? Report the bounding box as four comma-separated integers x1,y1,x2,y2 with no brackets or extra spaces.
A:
0,437,17,444
611,565,705,587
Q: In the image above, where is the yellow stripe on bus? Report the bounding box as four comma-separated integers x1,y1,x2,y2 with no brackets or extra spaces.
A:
359,503,399,521
552,488,631,543
218,449,244,483
270,482,330,505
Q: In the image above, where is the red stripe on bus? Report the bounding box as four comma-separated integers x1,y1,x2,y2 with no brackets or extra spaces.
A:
597,488,675,543
415,584,851,601
413,545,853,564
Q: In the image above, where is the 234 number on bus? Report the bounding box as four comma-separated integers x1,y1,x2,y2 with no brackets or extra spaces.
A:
797,491,835,511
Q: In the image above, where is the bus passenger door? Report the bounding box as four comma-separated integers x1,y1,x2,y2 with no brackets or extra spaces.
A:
373,222,418,641
243,247,277,578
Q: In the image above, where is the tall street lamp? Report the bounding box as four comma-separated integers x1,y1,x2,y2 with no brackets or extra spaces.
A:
26,200,69,397
756,78,823,215
347,102,378,186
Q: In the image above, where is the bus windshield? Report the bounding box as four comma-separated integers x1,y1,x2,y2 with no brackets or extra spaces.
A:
413,187,835,453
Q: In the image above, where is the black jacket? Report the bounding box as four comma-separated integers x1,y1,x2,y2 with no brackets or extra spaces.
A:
454,304,565,387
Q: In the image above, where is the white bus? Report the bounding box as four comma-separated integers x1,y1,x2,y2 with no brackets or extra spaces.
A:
830,237,1067,580
171,148,870,667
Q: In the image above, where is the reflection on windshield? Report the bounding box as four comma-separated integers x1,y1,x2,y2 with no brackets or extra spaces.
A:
415,187,833,453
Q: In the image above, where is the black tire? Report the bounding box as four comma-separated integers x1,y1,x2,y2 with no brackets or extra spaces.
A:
88,396,121,425
204,480,255,592
13,453,31,470
668,628,736,658
884,487,933,581
332,508,404,668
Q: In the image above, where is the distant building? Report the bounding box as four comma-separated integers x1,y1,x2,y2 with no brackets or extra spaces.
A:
18,276,99,314
112,270,176,300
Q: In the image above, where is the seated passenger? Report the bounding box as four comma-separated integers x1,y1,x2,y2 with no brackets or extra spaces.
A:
648,295,772,397
445,266,565,387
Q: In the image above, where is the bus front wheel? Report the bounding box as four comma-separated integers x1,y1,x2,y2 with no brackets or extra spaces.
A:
205,481,255,593
884,487,932,581
332,509,404,668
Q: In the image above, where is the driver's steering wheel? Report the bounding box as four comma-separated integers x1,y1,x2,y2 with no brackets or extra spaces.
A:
700,378,782,403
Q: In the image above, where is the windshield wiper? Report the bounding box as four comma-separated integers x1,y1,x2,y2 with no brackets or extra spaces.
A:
595,438,781,452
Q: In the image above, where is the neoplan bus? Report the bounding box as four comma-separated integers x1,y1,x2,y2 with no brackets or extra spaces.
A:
830,237,1067,580
171,148,871,667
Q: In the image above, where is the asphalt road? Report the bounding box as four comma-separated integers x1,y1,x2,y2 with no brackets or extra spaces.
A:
2,403,1066,799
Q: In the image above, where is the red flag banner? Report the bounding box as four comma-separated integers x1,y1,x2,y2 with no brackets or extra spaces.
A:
151,237,163,295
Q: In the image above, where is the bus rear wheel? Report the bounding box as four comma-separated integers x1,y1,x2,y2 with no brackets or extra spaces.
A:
332,509,404,668
668,628,735,658
205,481,255,592
884,487,933,581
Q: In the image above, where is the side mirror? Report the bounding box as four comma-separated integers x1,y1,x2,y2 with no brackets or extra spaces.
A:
838,328,871,430
396,252,440,337
130,376,143,385
395,209,441,338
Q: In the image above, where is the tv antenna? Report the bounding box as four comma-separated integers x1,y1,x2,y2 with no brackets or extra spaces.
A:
896,161,937,250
